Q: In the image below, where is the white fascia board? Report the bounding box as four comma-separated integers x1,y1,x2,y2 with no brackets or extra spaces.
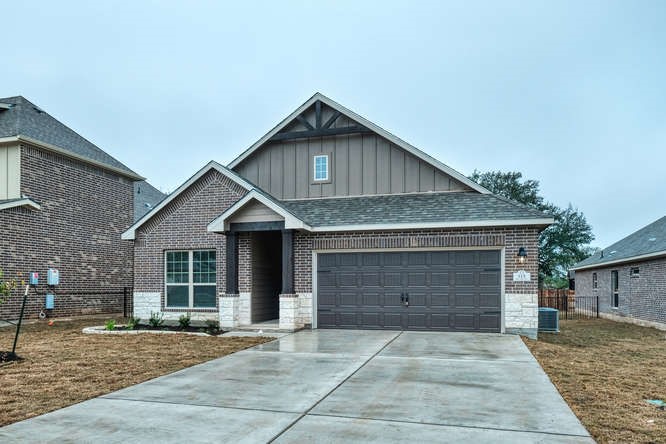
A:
309,218,554,232
227,93,491,195
122,161,253,240
570,250,666,271
0,198,41,211
207,190,311,232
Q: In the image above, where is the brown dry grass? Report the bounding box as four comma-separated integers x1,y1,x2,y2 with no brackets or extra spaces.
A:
524,319,666,444
0,317,272,426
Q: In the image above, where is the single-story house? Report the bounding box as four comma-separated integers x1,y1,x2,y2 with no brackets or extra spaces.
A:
122,93,553,338
0,96,164,319
571,215,666,329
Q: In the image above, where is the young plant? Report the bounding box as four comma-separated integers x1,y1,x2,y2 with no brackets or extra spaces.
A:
0,269,17,305
204,319,220,335
105,319,116,331
178,314,191,330
148,311,164,328
126,316,140,330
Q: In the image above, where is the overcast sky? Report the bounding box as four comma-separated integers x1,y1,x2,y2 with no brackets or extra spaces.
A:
3,1,664,248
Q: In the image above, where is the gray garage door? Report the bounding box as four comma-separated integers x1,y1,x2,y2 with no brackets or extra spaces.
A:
317,250,501,332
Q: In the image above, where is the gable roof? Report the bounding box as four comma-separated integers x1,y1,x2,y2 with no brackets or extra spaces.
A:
134,180,167,222
0,96,142,180
572,215,666,271
227,92,490,195
121,161,253,240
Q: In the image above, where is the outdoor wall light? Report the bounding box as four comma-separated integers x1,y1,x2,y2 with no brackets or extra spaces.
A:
517,247,528,264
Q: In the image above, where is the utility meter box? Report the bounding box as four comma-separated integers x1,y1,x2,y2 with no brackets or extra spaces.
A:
45,294,55,310
29,272,39,286
47,268,59,286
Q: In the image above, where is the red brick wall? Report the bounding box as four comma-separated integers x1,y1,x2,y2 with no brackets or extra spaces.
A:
0,144,134,319
132,169,246,311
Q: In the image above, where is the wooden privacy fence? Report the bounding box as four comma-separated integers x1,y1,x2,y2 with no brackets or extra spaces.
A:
538,289,599,319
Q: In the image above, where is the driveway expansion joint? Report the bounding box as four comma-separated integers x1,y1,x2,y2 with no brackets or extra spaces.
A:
267,331,403,443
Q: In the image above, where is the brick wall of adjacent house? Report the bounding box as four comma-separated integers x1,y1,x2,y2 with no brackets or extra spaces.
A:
576,257,666,325
0,144,134,320
131,169,246,321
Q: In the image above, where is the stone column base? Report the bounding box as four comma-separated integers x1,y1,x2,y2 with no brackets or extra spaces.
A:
219,294,240,328
279,294,302,330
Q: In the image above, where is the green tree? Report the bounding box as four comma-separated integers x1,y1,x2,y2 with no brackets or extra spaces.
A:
470,170,594,288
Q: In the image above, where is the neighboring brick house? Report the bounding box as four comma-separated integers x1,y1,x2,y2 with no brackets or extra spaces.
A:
0,96,163,319
123,93,552,338
571,215,666,329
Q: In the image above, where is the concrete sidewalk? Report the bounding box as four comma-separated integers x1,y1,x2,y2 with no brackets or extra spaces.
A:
0,330,593,443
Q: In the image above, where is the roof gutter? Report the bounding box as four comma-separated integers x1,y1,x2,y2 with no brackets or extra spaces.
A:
0,135,145,181
571,249,666,271
0,198,41,211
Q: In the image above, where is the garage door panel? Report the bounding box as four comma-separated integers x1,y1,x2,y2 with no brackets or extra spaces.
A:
383,313,402,328
407,293,427,307
317,251,501,333
382,252,402,266
339,293,358,307
383,272,402,287
454,272,474,286
338,273,358,287
383,293,403,308
408,272,427,287
362,293,380,306
430,293,450,307
479,250,500,265
479,271,500,286
454,293,476,308
430,272,449,286
455,251,476,265
479,293,501,308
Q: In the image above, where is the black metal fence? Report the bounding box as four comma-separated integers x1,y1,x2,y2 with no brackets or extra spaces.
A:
538,292,599,319
52,287,133,317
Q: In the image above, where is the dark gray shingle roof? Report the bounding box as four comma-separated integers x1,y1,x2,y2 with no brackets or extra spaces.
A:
281,192,550,227
0,96,139,178
134,181,167,222
573,215,666,269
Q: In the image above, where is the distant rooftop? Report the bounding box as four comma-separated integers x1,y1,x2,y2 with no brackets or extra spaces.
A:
572,215,666,270
0,96,141,179
134,181,167,221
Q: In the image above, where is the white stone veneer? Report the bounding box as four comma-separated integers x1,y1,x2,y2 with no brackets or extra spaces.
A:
505,293,538,330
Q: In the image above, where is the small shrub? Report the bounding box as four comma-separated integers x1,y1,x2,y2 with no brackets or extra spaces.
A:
178,314,191,330
126,316,140,330
148,311,164,328
105,319,116,331
204,319,220,335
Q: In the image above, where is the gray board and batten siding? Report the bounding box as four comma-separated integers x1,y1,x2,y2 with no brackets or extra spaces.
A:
232,102,472,200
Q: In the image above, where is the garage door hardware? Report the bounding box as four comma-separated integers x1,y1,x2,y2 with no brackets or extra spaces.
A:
400,293,409,306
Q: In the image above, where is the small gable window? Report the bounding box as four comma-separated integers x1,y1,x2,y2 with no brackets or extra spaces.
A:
630,267,640,278
313,154,329,182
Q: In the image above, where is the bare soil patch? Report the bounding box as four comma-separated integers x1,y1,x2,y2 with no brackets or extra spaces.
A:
0,317,271,426
524,319,666,443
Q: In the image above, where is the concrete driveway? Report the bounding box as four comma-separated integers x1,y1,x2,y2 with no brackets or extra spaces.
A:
0,330,593,443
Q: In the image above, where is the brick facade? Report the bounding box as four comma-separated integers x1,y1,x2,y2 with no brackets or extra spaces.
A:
129,167,542,336
576,257,666,327
0,144,134,319
132,169,245,320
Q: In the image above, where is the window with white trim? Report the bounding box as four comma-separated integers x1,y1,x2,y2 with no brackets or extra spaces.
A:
313,154,329,181
165,250,216,308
